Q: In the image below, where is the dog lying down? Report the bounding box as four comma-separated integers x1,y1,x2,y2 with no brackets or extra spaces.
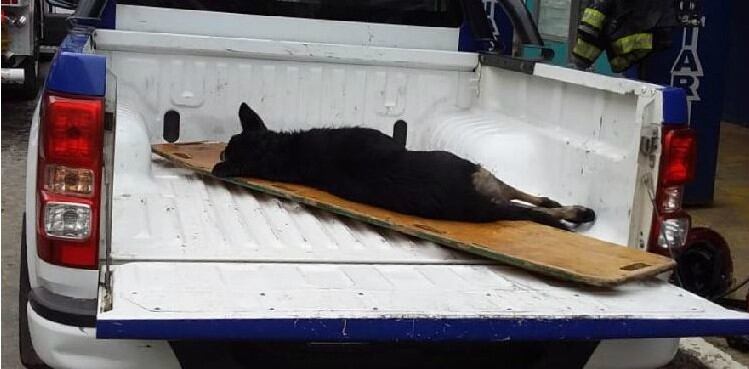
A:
212,103,596,230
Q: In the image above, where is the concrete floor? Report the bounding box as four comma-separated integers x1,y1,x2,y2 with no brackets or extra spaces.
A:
689,122,749,366
2,87,35,369
1,68,748,367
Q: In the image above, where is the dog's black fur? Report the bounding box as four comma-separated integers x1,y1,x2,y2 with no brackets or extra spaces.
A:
213,103,594,229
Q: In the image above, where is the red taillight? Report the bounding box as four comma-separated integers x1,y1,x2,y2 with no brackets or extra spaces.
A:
1,0,20,5
37,93,104,269
661,128,696,186
43,95,104,166
648,126,696,256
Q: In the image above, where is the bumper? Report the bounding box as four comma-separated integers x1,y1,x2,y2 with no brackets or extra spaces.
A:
26,283,678,369
2,67,24,84
27,302,180,369
26,300,679,369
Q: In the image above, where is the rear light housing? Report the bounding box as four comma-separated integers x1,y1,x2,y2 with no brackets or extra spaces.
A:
1,0,21,5
661,128,697,186
37,93,104,269
648,126,696,256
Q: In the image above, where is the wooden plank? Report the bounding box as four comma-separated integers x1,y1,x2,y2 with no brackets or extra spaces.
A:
152,142,675,287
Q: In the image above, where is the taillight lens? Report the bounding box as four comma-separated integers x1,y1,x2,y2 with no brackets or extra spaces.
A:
661,128,696,186
660,186,683,213
649,212,691,254
648,126,696,256
43,202,92,239
1,0,20,5
42,95,104,166
37,93,104,269
44,165,95,197
656,215,691,249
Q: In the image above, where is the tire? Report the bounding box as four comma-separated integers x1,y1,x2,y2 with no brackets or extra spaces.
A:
37,0,53,62
726,336,749,353
19,56,39,100
18,215,52,369
39,50,54,62
19,0,41,100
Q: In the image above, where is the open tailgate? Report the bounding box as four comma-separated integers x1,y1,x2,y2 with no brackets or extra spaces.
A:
97,261,749,340
97,156,749,340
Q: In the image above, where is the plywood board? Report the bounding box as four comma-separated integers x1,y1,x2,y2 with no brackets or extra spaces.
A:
152,142,675,286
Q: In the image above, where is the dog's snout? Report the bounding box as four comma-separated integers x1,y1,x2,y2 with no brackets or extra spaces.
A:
220,150,226,161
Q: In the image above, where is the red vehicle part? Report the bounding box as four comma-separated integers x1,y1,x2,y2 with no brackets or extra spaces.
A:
36,92,104,269
648,126,697,256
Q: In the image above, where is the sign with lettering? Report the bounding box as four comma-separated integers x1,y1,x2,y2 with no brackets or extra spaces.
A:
670,19,705,123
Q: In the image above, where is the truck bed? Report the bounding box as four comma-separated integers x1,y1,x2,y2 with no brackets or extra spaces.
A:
149,141,675,286
98,25,656,248
111,154,479,264
103,153,747,339
96,8,748,357
100,144,749,343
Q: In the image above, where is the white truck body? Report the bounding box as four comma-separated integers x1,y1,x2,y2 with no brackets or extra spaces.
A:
22,4,749,369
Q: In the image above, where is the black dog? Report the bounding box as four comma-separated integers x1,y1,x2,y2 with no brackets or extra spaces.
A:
212,103,595,230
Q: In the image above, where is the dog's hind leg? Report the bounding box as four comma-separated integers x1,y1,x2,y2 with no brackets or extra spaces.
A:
471,167,562,208
532,206,596,224
491,204,570,230
490,203,595,229
472,167,595,226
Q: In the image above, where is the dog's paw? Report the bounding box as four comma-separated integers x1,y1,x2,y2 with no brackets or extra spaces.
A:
538,197,562,208
568,206,595,224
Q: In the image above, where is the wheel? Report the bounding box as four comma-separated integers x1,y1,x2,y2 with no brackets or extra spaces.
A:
18,215,52,369
19,0,41,100
726,336,749,352
37,0,54,62
18,56,39,99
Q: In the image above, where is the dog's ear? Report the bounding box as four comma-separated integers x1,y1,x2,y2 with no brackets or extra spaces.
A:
238,103,267,133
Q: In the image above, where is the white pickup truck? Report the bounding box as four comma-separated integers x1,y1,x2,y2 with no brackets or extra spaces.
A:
19,1,749,368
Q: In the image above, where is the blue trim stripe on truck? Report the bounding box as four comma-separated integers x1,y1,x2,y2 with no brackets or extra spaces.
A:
46,31,106,97
661,86,688,125
96,317,749,341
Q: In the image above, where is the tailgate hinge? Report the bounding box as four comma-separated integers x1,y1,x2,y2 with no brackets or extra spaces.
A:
640,126,660,168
